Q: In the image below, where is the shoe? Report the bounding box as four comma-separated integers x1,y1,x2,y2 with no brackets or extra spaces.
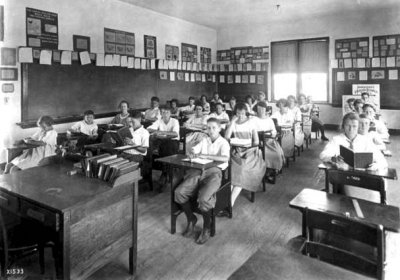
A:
321,136,329,141
216,209,230,218
196,228,211,244
182,216,197,238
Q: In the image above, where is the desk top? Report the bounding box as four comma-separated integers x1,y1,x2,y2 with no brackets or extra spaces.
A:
6,143,42,150
156,154,223,171
229,243,367,280
318,162,397,180
0,160,138,213
290,188,400,232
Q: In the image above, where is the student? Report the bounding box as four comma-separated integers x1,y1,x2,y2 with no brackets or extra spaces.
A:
68,110,99,150
224,97,237,115
344,98,356,114
253,101,285,181
5,116,58,173
298,94,328,141
179,96,196,117
210,92,223,104
320,112,387,170
245,95,256,115
225,103,266,207
363,104,389,140
122,112,150,162
184,102,209,153
175,118,230,244
251,91,267,111
200,95,210,113
147,107,180,190
110,100,131,127
353,99,364,115
319,113,388,203
170,99,180,118
209,103,230,130
361,92,378,108
144,96,161,122
271,99,295,159
203,102,211,115
358,114,389,154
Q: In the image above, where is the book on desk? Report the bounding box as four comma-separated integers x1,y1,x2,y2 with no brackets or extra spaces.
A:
340,145,373,169
107,127,133,146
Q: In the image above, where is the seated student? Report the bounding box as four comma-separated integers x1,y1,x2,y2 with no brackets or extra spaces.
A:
5,116,58,174
298,94,328,141
353,98,364,115
122,112,150,162
319,113,387,203
251,91,267,111
363,104,389,141
144,96,161,122
68,110,99,151
361,92,378,108
184,102,209,153
344,98,356,114
225,102,266,207
200,95,210,114
224,97,237,115
170,99,180,118
253,101,285,181
110,100,131,127
358,114,389,155
147,107,180,190
175,118,230,244
179,96,196,118
271,99,295,159
245,95,256,115
210,92,223,104
209,102,230,130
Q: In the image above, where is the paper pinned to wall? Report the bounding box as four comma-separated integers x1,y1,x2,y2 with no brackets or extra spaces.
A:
387,57,395,67
344,59,352,68
228,64,234,72
331,59,338,68
193,63,198,71
170,71,175,81
185,72,189,81
250,75,256,83
182,62,187,71
141,59,147,70
371,57,380,68
18,47,33,63
359,70,368,81
96,53,105,66
39,50,52,65
177,61,182,70
79,51,91,65
120,56,128,67
190,73,195,82
202,74,206,82
173,60,178,70
337,71,345,81
219,75,225,83
112,54,121,66
256,63,261,71
389,69,398,80
212,75,216,83
356,58,365,68
134,58,141,69
104,54,113,66
187,62,192,71
127,57,134,68
150,59,156,69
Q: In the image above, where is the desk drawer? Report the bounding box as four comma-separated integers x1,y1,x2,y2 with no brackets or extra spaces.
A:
20,200,59,231
0,191,19,212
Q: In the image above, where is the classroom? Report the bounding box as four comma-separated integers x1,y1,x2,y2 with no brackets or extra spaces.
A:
0,0,400,279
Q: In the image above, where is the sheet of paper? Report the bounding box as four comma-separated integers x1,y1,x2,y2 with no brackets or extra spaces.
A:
157,59,163,70
170,71,175,81
389,69,398,80
39,50,52,65
387,57,395,67
352,199,364,218
256,63,261,71
18,47,33,63
187,62,192,71
228,64,234,72
235,75,241,83
190,73,195,82
344,58,352,68
120,56,128,67
371,57,380,68
177,61,182,70
250,75,256,83
127,57,134,68
359,70,368,81
167,60,172,69
150,59,156,69
105,54,113,66
114,145,138,150
79,51,91,65
181,158,213,165
212,75,216,83
96,53,105,66
202,74,206,82
141,59,147,70
193,63,198,71
112,54,121,66
330,59,338,68
356,58,365,68
182,62,187,70
337,71,345,81
237,64,243,71
217,162,228,170
172,60,178,70
185,72,190,81
134,58,141,69
219,75,225,83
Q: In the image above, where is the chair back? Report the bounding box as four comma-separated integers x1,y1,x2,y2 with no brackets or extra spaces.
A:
327,169,386,204
303,208,384,279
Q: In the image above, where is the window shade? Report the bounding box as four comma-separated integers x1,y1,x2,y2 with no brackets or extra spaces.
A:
271,41,297,73
299,40,329,72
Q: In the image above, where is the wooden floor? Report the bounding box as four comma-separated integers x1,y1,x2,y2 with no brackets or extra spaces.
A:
13,130,400,280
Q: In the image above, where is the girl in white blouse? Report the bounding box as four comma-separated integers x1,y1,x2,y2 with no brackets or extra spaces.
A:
271,99,295,159
5,116,58,173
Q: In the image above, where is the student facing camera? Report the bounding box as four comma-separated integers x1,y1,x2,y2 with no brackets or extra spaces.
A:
144,96,161,122
110,100,131,127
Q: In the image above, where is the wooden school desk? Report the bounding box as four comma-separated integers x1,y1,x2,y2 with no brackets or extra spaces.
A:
155,154,224,234
0,159,140,280
5,143,42,163
289,188,400,237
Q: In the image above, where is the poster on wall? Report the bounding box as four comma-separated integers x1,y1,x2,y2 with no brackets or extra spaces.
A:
26,7,58,49
144,35,157,58
352,84,380,111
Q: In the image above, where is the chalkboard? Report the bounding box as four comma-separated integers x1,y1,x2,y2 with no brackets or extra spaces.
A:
21,64,216,126
332,68,400,109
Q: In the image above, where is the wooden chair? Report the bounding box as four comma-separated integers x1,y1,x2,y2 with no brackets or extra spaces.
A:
258,131,278,185
301,208,385,280
274,123,296,168
327,169,387,205
171,166,232,236
302,115,312,149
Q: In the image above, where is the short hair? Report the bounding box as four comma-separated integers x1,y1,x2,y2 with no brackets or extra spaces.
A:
245,95,253,101
258,91,266,96
131,111,142,119
119,100,129,108
215,102,224,107
151,96,160,102
363,103,376,112
213,92,219,96
161,106,171,112
276,98,289,108
38,115,54,126
361,92,369,97
235,102,247,112
298,93,306,100
230,96,236,101
189,96,195,101
358,113,368,119
342,112,359,128
170,99,178,105
207,117,221,126
194,101,203,108
200,95,207,100
346,98,355,104
287,95,296,102
353,99,364,107
257,101,268,109
84,110,94,116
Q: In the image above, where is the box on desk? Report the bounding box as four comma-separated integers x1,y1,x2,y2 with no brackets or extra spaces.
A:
340,145,373,169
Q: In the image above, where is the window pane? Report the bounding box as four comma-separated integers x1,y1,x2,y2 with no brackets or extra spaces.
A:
273,73,297,100
301,73,327,102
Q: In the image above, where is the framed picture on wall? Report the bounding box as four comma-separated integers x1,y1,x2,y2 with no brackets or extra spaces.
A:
144,35,157,58
0,67,18,81
73,35,91,52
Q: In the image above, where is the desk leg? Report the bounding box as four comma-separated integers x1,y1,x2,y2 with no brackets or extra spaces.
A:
301,211,306,238
56,212,71,280
324,169,329,192
129,180,139,276
169,166,176,234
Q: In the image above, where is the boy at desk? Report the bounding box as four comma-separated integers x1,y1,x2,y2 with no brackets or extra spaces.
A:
147,107,180,191
5,116,58,173
68,110,99,151
144,96,161,122
179,96,196,117
175,118,230,244
122,112,150,162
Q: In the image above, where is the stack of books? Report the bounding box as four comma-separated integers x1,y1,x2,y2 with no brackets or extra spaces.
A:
81,153,139,187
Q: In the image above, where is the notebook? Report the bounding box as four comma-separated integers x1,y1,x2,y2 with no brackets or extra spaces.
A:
339,145,373,169
108,127,133,146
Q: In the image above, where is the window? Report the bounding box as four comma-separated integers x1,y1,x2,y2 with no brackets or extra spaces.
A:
271,38,329,102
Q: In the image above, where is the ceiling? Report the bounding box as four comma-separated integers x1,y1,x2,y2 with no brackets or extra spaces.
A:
117,0,400,29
